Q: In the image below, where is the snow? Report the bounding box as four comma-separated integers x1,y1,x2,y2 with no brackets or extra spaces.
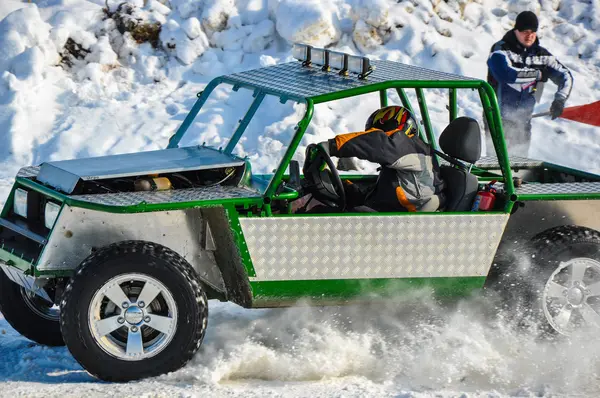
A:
0,0,28,22
275,0,341,47
1,0,600,395
4,297,600,397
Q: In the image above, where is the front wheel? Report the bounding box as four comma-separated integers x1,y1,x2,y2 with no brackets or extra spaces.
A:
60,241,208,382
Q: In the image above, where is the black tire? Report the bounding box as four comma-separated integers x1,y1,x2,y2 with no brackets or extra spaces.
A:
487,226,600,336
528,225,600,336
60,241,208,382
0,270,64,346
484,238,536,309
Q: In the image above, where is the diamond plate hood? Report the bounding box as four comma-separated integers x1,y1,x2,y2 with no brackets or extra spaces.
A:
36,146,245,194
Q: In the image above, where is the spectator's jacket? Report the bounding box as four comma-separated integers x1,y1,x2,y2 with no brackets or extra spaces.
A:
327,128,445,212
487,30,573,120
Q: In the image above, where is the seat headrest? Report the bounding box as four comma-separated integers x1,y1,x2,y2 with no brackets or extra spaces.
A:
438,117,482,164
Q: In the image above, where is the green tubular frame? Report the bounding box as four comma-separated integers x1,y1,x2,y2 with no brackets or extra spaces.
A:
4,78,516,216
225,90,266,154
379,89,388,107
415,88,437,149
395,88,426,142
0,77,516,274
449,88,457,122
164,78,516,213
478,85,515,212
395,88,413,112
168,79,220,149
4,66,600,294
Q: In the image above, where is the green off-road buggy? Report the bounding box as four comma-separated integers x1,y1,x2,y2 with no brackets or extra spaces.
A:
1,44,600,381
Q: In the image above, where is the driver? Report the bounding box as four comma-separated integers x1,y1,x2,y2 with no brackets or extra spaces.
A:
314,105,445,212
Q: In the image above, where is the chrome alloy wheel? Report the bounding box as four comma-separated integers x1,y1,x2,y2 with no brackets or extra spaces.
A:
543,258,600,335
88,273,178,361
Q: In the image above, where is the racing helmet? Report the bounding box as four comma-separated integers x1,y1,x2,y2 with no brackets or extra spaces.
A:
365,106,417,137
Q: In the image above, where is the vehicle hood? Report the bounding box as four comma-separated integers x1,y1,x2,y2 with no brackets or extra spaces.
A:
36,146,245,194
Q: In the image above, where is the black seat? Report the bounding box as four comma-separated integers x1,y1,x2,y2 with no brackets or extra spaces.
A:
437,117,482,211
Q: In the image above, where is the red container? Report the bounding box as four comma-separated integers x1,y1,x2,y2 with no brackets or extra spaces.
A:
475,190,496,211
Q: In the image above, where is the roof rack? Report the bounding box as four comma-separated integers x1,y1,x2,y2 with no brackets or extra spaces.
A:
223,51,477,103
291,43,375,79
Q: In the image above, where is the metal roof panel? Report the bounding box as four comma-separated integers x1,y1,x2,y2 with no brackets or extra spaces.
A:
224,60,478,100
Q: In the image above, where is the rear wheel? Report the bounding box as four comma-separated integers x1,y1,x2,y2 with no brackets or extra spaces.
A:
0,270,64,346
487,226,600,336
60,241,208,382
530,226,600,336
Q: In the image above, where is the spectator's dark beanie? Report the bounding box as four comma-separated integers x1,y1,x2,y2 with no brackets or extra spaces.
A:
515,11,538,32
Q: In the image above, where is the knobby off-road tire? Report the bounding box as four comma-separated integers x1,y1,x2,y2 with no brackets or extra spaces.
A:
60,241,208,382
0,270,64,346
485,226,600,337
528,225,600,336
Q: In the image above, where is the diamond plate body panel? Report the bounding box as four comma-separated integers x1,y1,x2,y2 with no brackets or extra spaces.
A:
240,214,509,281
516,182,600,195
37,205,226,292
225,61,476,101
475,155,543,169
71,185,261,207
17,166,41,178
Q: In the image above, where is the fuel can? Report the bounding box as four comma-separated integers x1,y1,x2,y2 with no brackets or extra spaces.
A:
471,181,497,211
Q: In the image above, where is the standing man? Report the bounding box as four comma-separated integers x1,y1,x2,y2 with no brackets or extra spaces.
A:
487,11,573,157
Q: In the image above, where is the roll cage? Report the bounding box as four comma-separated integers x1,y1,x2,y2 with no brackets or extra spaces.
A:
167,50,516,213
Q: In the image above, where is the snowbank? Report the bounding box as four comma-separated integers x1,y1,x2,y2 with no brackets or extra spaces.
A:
275,0,341,47
0,0,28,22
0,0,598,202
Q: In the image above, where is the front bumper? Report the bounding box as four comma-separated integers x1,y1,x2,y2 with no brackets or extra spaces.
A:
0,211,50,274
0,246,36,273
0,260,53,301
0,187,56,274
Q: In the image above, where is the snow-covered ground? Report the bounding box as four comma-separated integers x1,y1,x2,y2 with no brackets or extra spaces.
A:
5,296,600,398
1,0,600,396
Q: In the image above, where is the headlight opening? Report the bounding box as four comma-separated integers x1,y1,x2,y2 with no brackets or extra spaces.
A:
13,188,28,218
44,202,61,230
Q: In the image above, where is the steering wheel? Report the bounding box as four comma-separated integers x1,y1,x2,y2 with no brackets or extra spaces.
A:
302,143,346,210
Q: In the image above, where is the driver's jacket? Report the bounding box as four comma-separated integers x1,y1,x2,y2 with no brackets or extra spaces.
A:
326,128,445,212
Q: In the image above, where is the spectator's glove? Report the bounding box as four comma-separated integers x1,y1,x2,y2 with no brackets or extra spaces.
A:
550,98,566,120
538,67,549,82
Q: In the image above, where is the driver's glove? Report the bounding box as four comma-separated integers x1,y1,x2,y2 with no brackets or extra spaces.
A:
550,97,566,120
